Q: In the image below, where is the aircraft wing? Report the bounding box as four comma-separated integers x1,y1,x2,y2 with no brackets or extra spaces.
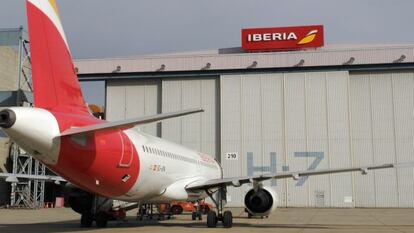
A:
0,173,66,183
59,108,204,137
186,162,414,191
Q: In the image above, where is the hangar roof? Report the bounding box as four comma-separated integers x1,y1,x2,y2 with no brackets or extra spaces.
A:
74,44,414,75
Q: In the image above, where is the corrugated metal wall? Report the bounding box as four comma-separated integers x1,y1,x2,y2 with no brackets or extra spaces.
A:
106,71,414,208
350,72,414,207
106,79,161,136
106,77,220,157
221,71,414,208
161,78,220,157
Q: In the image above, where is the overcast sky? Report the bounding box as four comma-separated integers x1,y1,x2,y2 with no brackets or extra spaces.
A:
1,0,414,105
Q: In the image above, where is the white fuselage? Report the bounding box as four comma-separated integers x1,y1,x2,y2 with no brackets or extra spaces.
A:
105,129,222,202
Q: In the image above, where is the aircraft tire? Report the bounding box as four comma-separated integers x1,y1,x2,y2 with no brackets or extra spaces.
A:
95,212,108,228
80,212,93,228
207,211,217,228
222,211,233,228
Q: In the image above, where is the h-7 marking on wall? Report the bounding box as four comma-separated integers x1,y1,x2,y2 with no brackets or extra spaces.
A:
247,152,324,187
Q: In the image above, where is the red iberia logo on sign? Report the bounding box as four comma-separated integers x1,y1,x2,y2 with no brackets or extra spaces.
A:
242,25,324,52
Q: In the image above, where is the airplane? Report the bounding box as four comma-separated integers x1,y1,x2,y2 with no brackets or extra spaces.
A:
0,0,411,229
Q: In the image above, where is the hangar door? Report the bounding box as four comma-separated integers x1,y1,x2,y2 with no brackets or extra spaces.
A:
161,77,220,160
221,71,355,208
221,71,414,208
106,79,161,136
106,77,220,160
349,71,414,208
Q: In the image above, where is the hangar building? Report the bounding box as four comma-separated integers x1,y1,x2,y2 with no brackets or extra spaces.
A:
74,25,414,208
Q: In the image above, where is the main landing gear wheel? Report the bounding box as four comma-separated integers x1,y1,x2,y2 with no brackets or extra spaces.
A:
95,212,108,228
207,211,217,228
80,212,93,228
205,186,233,228
222,211,233,228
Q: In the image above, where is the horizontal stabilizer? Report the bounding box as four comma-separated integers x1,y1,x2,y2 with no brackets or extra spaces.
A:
0,173,66,183
59,108,204,137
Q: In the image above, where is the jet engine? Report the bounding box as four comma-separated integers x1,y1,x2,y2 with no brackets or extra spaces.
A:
244,186,277,217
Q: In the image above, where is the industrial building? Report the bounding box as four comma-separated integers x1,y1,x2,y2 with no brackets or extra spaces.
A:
74,41,414,208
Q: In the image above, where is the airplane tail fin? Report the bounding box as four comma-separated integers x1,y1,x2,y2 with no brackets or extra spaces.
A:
26,0,89,115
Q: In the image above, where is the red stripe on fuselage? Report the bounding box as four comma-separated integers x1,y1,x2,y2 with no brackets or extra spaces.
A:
50,112,140,198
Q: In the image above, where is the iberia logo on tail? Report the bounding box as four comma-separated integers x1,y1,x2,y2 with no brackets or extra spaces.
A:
242,25,324,52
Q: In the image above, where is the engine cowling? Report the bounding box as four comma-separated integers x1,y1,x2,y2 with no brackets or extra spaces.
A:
244,186,277,216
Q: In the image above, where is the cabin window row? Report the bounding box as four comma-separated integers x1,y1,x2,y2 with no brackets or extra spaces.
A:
142,145,198,165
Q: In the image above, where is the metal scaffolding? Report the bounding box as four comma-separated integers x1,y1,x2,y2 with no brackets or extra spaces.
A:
10,143,45,208
0,27,45,208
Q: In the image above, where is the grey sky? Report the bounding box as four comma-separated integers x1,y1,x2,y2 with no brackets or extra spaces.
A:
1,0,414,106
1,0,414,59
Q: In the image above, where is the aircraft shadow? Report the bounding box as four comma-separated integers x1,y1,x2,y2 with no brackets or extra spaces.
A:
0,218,333,233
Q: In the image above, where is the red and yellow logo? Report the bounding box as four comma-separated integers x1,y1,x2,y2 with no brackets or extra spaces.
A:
298,30,319,45
242,25,324,52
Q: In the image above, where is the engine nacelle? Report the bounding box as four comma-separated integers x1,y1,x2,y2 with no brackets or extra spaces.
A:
244,186,277,216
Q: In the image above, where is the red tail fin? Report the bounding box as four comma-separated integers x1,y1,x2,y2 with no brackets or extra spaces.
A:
26,0,89,115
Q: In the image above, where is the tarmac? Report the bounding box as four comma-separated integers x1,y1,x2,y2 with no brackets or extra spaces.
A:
0,207,414,233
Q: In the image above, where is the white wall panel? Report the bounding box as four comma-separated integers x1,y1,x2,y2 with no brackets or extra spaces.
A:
162,77,219,157
285,73,308,207
161,79,182,144
260,74,286,207
327,72,353,207
106,81,126,121
106,80,160,135
305,73,331,207
350,74,376,207
220,75,243,206
392,72,414,207
370,73,398,207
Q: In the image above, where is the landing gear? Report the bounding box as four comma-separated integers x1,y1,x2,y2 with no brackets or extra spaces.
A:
80,211,109,228
207,211,217,227
79,196,112,228
205,186,233,228
80,212,93,228
95,212,109,228
222,211,233,228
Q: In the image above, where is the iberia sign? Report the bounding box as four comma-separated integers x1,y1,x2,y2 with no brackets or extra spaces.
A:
242,25,324,52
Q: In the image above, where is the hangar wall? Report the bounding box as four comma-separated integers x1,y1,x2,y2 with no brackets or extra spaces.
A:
105,70,414,208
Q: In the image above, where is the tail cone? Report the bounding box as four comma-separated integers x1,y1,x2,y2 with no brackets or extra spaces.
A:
0,109,16,128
